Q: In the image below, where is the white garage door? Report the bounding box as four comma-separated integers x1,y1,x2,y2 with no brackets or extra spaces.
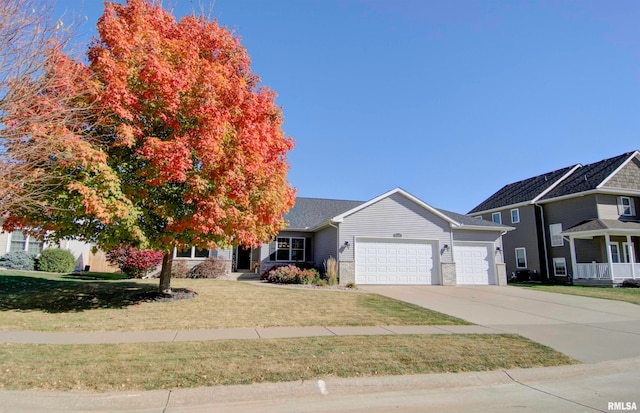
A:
355,238,435,285
454,244,493,285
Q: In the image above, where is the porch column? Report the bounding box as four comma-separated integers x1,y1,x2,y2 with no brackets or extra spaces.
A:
605,234,614,280
569,236,578,279
627,235,636,279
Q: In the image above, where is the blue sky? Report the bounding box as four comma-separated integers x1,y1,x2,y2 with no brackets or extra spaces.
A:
55,0,640,213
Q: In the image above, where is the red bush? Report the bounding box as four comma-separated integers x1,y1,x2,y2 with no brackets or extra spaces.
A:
106,245,163,278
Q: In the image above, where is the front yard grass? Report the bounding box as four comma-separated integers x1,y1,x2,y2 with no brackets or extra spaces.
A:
0,334,577,392
514,284,640,305
0,271,468,331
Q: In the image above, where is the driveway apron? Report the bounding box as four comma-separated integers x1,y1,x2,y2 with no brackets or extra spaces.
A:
360,285,640,363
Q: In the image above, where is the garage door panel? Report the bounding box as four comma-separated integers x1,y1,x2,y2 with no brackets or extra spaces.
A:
356,239,436,285
454,244,493,285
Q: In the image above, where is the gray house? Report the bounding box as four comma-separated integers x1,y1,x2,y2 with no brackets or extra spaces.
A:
468,151,640,286
180,188,513,286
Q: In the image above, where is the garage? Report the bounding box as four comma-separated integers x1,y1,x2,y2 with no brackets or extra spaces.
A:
355,238,437,285
453,243,494,285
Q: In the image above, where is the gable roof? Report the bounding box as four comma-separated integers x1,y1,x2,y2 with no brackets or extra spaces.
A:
285,188,512,232
540,151,638,201
468,165,578,214
469,150,639,213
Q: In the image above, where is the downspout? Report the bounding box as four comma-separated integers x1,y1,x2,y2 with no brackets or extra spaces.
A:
535,203,550,281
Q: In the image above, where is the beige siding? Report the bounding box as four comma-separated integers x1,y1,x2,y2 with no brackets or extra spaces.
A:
596,194,640,220
0,231,8,255
453,230,501,243
339,193,452,263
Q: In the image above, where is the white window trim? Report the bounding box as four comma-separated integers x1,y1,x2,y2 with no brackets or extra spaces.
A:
553,257,567,276
549,223,564,247
510,208,520,224
275,237,306,262
618,196,636,216
623,242,636,263
515,247,527,269
492,212,502,224
173,246,210,260
610,242,621,263
6,231,44,255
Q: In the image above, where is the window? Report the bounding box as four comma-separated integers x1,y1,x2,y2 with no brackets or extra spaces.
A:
549,223,563,247
618,196,636,216
8,231,43,254
515,248,527,268
610,243,621,263
492,212,502,224
510,209,520,224
274,237,305,261
174,247,210,259
623,242,636,263
553,258,567,276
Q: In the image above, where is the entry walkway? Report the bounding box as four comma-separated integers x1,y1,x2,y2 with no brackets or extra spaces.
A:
0,324,500,345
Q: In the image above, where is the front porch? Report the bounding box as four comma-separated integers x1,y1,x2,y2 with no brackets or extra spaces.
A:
563,219,640,286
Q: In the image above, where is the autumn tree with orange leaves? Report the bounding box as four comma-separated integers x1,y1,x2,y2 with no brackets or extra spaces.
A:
6,0,295,294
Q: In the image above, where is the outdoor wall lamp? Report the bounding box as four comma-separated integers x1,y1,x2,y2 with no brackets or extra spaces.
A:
443,244,449,251
344,241,350,248
495,247,502,252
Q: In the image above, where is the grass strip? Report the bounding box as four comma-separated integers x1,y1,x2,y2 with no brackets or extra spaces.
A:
0,274,468,331
0,334,577,392
515,284,640,306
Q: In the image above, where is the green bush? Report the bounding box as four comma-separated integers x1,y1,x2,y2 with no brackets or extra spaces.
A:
36,248,76,273
0,251,36,270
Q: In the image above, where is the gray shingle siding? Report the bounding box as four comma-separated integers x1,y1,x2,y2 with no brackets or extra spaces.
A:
602,155,640,190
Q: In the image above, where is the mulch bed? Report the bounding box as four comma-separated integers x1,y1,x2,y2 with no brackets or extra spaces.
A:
132,288,198,303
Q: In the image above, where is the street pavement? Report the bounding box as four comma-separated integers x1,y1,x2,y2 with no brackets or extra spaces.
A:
2,285,640,412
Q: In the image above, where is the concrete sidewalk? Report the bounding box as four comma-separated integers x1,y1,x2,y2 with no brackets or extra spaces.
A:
0,324,502,345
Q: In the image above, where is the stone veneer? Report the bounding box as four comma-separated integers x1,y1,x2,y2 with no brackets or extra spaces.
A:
339,261,356,285
441,262,457,285
496,263,507,286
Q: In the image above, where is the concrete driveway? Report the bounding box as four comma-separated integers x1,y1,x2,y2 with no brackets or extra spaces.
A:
360,285,640,363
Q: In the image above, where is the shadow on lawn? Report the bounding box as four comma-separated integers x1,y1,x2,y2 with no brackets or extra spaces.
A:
0,275,158,313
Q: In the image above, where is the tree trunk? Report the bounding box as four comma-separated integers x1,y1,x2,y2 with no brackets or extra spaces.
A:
159,251,173,294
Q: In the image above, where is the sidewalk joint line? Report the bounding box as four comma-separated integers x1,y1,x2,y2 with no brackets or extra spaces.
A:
255,329,262,338
324,327,337,336
162,389,172,413
502,370,606,412
380,326,396,334
172,331,179,342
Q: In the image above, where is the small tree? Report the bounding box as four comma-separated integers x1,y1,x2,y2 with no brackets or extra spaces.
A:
106,245,163,278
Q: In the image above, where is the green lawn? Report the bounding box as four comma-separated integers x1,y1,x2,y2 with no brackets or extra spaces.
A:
0,270,468,331
514,283,640,305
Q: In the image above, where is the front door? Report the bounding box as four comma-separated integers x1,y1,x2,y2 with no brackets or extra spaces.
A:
236,247,252,271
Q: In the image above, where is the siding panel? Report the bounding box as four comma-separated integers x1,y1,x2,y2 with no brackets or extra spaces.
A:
314,226,337,269
339,193,452,263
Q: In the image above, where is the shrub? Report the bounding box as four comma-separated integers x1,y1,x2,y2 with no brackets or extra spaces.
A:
187,257,228,279
262,264,316,284
172,260,189,278
622,279,640,288
36,248,76,273
106,245,164,278
0,251,36,271
324,256,338,286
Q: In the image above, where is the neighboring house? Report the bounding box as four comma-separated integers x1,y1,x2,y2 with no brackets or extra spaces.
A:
0,229,118,272
468,151,640,286
193,188,512,286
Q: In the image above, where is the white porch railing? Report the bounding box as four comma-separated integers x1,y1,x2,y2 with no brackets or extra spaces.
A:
575,263,638,280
